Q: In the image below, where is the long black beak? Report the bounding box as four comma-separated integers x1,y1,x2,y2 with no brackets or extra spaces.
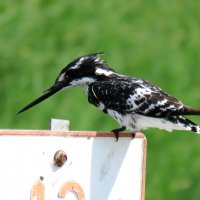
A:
17,84,64,114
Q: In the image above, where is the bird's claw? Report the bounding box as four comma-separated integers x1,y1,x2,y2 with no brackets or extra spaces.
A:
131,132,136,139
111,126,126,142
114,132,119,142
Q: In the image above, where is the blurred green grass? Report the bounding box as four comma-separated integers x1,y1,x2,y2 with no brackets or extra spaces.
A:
1,0,200,199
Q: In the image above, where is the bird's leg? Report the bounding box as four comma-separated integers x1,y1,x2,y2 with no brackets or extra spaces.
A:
131,132,136,139
111,126,126,142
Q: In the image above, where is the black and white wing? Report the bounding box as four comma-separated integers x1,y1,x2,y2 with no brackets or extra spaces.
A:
88,78,200,117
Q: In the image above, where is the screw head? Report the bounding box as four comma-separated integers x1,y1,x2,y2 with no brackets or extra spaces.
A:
53,150,67,167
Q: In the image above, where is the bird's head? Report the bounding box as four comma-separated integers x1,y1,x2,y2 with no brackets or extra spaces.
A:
52,52,115,89
17,53,115,114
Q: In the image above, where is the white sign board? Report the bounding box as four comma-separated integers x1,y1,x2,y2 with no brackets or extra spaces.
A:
0,130,146,200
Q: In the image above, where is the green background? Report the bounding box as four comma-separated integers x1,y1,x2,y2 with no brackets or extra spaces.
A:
1,0,200,199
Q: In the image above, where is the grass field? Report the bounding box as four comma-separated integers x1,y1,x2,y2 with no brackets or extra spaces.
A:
1,0,200,199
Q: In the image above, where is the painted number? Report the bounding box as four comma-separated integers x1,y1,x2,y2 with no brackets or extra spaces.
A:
30,180,44,200
30,180,85,200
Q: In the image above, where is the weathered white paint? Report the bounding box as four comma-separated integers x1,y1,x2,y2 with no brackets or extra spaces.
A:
49,118,70,131
0,130,146,200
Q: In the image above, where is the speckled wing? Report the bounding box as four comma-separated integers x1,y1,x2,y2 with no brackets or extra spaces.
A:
88,78,200,117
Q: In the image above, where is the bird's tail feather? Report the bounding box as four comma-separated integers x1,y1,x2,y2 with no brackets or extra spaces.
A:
182,105,200,116
167,116,200,134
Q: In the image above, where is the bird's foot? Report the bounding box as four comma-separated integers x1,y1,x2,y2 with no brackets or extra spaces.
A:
114,132,119,142
111,126,126,142
131,132,136,139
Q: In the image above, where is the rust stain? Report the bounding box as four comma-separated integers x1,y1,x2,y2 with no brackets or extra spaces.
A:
141,137,147,200
58,181,85,200
0,129,145,139
53,150,67,167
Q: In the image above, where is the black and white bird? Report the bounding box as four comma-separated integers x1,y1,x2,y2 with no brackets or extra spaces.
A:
18,53,200,140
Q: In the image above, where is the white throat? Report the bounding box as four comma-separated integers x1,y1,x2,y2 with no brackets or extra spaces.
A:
70,77,95,92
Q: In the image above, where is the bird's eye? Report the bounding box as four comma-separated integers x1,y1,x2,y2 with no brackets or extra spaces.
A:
67,69,72,75
67,69,76,76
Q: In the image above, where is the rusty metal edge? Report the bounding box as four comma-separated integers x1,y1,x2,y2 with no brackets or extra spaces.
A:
141,136,147,200
0,129,145,138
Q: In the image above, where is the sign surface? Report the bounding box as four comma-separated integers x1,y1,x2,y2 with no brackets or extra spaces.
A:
0,130,146,200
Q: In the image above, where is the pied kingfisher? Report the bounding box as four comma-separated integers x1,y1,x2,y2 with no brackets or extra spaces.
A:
18,53,200,140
